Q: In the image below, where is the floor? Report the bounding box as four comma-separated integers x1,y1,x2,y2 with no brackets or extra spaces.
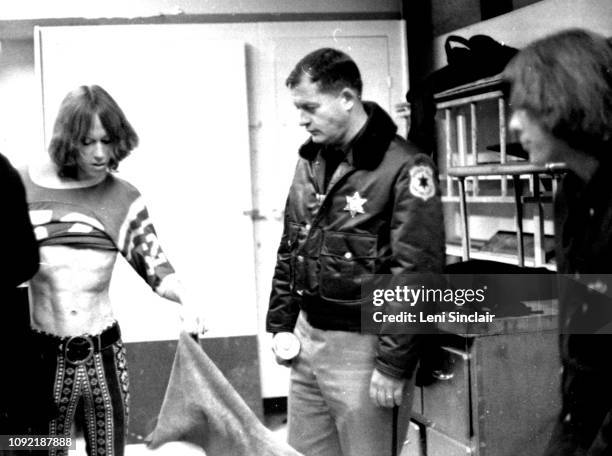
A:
69,399,287,455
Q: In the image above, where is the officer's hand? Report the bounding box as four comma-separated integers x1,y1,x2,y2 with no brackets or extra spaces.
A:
273,354,292,367
369,368,405,408
271,332,299,367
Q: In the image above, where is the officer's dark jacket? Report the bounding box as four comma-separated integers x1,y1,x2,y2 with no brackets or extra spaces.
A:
266,102,445,379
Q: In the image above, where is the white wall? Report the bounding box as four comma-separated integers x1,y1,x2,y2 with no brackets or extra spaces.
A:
432,0,612,68
0,39,40,168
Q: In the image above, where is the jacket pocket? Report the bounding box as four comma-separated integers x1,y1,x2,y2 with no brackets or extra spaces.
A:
319,231,377,301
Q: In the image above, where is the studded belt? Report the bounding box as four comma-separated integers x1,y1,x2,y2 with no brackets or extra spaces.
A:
31,322,121,365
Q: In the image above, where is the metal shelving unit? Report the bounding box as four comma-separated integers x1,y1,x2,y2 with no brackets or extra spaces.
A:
435,75,566,268
448,162,566,266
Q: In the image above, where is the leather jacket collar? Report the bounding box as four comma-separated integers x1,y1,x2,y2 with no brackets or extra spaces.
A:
298,101,398,170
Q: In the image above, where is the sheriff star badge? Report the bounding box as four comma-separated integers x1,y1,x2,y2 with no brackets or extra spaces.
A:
343,191,367,217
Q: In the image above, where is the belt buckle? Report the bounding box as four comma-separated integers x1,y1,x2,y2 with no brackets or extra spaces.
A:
64,335,94,365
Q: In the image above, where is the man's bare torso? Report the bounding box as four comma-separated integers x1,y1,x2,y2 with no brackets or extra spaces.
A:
29,245,118,336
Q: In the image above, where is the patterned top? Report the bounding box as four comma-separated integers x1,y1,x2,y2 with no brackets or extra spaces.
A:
20,170,175,291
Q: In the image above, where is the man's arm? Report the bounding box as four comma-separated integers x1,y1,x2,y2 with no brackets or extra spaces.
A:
266,195,302,365
118,197,203,334
0,155,39,288
266,194,301,334
370,153,445,407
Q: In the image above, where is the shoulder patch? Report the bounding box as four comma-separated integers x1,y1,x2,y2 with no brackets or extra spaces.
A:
409,165,435,201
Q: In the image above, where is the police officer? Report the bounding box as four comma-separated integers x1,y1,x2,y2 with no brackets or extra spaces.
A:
266,48,445,456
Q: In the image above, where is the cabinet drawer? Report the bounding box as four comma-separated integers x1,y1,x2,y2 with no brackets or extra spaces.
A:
426,426,473,456
421,346,471,442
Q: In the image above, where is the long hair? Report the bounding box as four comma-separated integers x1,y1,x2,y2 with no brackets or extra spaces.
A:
285,48,363,97
503,29,612,155
49,85,139,178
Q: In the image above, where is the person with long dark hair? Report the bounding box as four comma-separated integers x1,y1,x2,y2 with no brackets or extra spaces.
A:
20,85,203,456
505,29,612,454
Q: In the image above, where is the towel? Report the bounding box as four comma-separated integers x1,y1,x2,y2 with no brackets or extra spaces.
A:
146,332,302,456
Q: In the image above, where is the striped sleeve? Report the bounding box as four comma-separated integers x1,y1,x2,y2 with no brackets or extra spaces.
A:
117,196,175,290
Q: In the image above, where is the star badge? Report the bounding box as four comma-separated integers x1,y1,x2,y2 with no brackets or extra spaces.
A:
343,191,367,217
409,165,435,201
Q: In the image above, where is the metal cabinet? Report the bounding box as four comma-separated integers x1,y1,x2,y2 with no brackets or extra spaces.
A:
399,305,561,455
396,75,565,456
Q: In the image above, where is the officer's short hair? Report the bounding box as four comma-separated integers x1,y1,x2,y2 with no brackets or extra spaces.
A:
503,28,612,154
286,48,363,97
